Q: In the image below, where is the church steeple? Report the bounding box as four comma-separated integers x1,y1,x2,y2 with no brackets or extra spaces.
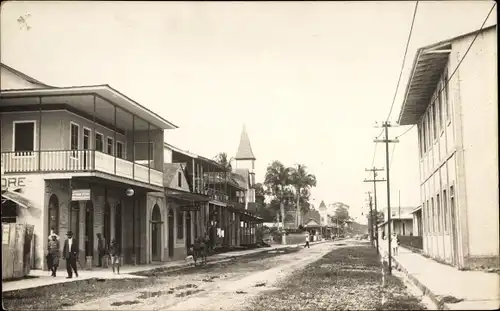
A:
235,125,256,160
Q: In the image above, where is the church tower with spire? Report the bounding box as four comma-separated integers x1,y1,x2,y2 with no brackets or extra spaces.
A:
235,125,256,185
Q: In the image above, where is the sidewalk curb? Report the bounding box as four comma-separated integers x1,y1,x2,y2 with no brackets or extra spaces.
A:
382,249,450,310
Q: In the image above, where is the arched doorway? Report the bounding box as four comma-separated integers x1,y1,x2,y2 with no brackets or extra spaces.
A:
48,194,59,234
185,211,192,250
85,201,94,257
168,208,174,258
115,203,122,250
151,204,162,262
104,202,111,248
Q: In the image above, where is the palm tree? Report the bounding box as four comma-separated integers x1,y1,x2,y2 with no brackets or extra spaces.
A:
290,164,317,227
264,161,293,230
214,152,233,172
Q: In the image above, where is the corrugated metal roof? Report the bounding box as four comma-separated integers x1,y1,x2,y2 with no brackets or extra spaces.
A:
235,125,256,160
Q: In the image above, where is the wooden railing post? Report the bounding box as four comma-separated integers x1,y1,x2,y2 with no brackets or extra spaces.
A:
38,96,42,172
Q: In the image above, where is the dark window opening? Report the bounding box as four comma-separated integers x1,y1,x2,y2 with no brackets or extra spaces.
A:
14,122,35,153
107,138,114,155
95,133,104,152
177,172,182,187
177,211,184,239
1,200,18,223
116,142,124,159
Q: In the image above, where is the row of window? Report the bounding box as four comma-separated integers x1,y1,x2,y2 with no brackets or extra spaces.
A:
419,68,451,157
423,185,455,235
70,122,125,158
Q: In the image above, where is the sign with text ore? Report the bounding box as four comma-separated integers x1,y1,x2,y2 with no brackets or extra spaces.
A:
72,189,91,201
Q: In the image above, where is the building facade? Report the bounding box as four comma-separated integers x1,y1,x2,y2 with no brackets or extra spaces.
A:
1,63,177,270
397,25,498,269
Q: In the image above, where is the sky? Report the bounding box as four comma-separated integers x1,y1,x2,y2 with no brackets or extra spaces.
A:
1,1,496,224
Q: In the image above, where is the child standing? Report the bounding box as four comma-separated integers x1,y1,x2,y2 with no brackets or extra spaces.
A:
109,239,121,274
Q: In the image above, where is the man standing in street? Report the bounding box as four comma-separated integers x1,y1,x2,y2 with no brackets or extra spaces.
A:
62,231,79,278
96,233,106,267
304,231,310,248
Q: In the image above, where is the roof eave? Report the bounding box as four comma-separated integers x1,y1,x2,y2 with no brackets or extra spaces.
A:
0,84,178,130
397,45,452,126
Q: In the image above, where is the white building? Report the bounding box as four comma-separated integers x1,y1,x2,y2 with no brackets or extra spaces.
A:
397,25,498,270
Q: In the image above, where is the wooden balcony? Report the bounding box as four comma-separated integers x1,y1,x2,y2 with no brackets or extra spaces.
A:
1,150,163,187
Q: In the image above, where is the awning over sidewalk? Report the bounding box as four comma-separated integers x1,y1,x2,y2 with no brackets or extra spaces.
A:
165,189,210,202
1,190,34,209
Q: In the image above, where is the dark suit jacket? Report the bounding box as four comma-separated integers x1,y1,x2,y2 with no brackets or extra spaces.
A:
63,238,79,259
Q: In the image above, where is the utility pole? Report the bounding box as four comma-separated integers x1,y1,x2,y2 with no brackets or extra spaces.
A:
374,121,399,275
365,191,374,246
364,167,385,254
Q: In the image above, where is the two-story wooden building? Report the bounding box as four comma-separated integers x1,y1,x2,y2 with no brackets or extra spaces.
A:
1,63,177,269
397,25,498,269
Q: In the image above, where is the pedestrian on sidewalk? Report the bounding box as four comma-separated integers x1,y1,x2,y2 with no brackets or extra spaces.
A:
48,228,60,241
96,233,106,267
304,232,310,248
109,239,121,274
62,231,79,279
47,234,60,277
391,233,400,256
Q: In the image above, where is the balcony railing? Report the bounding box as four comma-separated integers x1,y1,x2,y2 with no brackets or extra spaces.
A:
1,150,163,187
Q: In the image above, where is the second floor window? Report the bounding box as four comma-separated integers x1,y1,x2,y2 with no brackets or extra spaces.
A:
422,118,427,153
177,171,182,187
13,121,35,153
95,133,104,152
107,137,114,155
444,68,450,122
116,141,124,159
438,87,444,132
432,104,437,140
70,123,79,151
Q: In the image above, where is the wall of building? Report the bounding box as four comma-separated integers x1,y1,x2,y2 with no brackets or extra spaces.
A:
1,174,46,269
418,27,498,269
128,129,164,171
454,28,499,266
44,179,149,270
0,110,127,152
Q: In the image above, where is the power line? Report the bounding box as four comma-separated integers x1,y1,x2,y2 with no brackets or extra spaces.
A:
385,1,420,123
371,1,419,163
397,124,416,139
389,143,397,170
387,2,496,171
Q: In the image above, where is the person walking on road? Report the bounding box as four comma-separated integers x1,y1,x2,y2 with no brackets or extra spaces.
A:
304,232,310,248
62,231,79,279
47,234,60,277
109,239,121,274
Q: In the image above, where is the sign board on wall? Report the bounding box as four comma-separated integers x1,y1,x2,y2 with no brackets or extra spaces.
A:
72,189,91,201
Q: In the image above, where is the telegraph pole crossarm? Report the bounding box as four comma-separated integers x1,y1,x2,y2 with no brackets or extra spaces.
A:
373,121,398,275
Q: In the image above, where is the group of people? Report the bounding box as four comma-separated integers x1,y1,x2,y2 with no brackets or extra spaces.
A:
46,229,122,278
189,233,211,265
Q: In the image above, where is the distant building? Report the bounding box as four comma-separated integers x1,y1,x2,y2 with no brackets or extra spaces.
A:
377,207,414,239
397,25,498,269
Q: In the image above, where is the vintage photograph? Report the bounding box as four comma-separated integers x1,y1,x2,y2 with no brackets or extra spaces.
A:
1,1,498,310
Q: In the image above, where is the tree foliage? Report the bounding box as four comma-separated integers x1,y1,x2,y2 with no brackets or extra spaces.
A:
264,161,294,229
289,164,317,227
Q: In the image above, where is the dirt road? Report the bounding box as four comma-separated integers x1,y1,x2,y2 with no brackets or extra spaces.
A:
64,242,340,311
